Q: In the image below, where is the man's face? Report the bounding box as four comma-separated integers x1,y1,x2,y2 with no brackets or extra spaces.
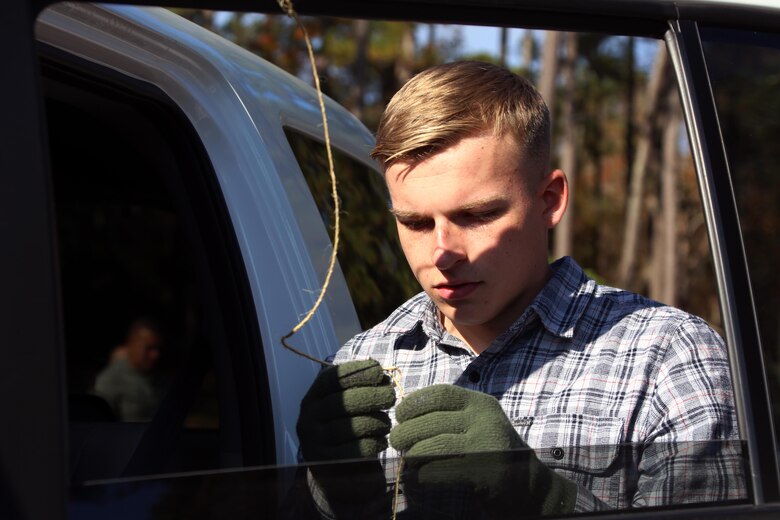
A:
127,327,161,373
385,132,566,348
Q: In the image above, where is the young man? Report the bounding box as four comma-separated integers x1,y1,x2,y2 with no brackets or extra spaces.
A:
296,61,744,517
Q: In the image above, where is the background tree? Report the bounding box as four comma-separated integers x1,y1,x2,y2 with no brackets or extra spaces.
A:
553,32,578,259
173,10,721,328
618,42,668,288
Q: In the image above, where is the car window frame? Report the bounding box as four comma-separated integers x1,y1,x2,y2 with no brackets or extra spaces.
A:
39,40,278,473
696,22,780,491
0,4,68,520
7,1,780,519
665,19,780,503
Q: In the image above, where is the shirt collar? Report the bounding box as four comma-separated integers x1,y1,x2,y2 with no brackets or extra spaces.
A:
528,256,596,338
420,298,445,341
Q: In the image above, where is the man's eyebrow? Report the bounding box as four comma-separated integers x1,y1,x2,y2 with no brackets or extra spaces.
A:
453,196,508,212
389,197,508,219
388,207,422,220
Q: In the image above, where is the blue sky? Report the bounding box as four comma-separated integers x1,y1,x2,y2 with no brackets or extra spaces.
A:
437,24,659,72
210,12,658,73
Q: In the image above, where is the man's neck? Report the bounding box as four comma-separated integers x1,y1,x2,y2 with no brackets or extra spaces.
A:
442,318,500,355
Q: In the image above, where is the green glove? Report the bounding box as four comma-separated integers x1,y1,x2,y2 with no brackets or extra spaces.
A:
298,358,396,461
389,384,577,517
297,359,396,514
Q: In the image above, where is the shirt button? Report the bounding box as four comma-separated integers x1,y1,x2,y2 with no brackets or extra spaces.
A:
468,370,481,383
550,447,565,460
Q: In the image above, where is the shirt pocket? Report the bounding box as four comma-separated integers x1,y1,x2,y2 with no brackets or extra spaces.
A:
510,411,625,475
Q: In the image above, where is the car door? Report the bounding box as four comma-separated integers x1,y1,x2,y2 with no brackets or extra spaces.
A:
5,1,780,520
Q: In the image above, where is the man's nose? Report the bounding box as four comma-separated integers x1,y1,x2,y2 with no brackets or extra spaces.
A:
432,222,465,270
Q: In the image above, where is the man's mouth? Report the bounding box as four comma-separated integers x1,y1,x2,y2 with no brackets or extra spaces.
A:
432,281,480,300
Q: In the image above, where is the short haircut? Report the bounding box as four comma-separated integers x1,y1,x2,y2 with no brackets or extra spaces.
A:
126,317,160,339
371,60,551,173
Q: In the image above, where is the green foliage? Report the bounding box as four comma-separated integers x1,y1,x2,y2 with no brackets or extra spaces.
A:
286,130,419,329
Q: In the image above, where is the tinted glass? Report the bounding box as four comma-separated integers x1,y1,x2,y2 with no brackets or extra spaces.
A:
44,59,223,484
68,442,748,518
701,27,780,442
272,25,733,517
44,5,740,518
285,129,419,329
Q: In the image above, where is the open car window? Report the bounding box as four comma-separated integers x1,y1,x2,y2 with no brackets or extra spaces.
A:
236,16,742,516
32,4,753,519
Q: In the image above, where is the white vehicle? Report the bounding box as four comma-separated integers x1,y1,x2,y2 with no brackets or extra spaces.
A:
27,3,413,516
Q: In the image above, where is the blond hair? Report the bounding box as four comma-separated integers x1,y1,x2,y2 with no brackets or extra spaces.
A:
371,61,550,172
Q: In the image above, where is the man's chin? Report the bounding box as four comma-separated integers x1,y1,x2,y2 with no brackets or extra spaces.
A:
436,304,489,329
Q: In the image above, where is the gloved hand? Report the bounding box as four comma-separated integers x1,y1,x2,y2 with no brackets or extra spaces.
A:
297,359,396,515
389,384,577,518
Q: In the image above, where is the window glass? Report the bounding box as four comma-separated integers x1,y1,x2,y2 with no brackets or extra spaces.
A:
285,129,419,329
44,4,745,517
701,27,780,441
240,16,734,515
43,58,224,485
260,21,738,514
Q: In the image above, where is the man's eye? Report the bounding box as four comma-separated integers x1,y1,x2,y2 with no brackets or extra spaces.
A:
464,210,500,225
474,211,497,221
399,219,433,231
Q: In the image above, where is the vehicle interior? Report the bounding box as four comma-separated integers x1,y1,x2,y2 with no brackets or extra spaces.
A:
40,45,275,483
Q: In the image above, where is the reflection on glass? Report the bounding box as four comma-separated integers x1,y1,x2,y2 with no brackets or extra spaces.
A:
93,319,162,422
285,129,419,329
67,441,748,519
301,442,748,518
701,28,780,441
46,74,223,485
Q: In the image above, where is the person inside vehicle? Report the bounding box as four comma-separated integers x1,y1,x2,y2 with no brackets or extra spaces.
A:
94,318,162,422
296,60,744,517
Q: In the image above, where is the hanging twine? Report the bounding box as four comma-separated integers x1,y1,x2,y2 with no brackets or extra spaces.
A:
386,366,406,518
274,2,406,516
277,0,339,367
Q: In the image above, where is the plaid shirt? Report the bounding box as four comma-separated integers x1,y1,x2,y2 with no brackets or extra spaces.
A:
328,256,745,514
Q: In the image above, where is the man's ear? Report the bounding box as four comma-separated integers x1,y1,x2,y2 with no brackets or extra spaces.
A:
539,169,568,228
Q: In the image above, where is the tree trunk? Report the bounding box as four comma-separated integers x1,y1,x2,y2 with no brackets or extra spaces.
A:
499,27,508,68
348,20,370,119
655,88,681,305
521,29,535,75
554,33,578,260
617,42,668,288
428,24,436,50
538,31,561,113
229,13,246,47
394,23,416,88
625,37,635,193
